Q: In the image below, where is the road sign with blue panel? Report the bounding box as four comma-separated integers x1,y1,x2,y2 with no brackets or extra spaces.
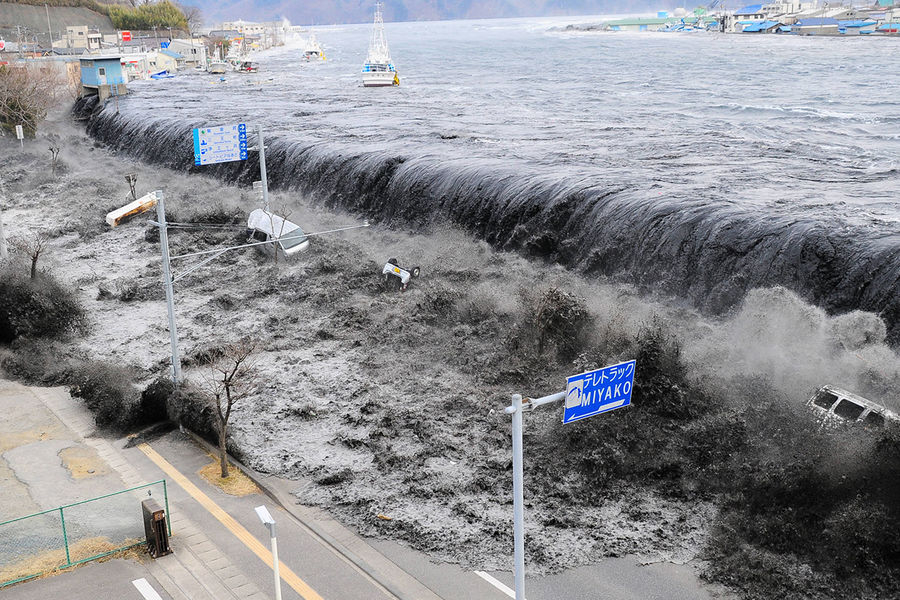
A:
563,359,636,424
192,123,248,166
160,41,170,49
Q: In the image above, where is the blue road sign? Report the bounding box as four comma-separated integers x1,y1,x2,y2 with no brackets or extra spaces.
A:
192,123,248,166
563,359,636,424
161,41,170,49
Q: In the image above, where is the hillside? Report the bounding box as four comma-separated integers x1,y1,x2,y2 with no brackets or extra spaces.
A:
0,3,116,46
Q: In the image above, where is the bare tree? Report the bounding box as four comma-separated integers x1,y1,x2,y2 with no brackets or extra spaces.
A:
179,3,204,36
49,145,60,175
11,230,50,279
0,65,63,137
201,339,258,478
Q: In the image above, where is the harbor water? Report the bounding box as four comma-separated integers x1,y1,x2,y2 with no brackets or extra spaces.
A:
76,18,900,338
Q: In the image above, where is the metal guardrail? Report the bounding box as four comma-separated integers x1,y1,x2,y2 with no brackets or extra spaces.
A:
0,479,170,588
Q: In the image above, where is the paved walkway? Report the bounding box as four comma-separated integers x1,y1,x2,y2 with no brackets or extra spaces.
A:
0,380,265,599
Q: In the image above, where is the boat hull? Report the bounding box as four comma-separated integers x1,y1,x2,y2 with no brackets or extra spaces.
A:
362,70,397,87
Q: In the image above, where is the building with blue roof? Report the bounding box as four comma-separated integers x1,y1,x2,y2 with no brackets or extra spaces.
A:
740,20,783,32
794,17,840,35
154,49,186,73
734,4,764,16
79,56,127,102
838,20,878,34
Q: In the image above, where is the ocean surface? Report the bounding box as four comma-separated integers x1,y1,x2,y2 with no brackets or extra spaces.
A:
79,17,900,338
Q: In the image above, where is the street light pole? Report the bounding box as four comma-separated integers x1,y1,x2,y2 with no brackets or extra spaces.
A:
255,506,283,600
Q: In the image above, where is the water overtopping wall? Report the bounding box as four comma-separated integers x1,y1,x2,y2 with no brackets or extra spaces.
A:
74,96,900,344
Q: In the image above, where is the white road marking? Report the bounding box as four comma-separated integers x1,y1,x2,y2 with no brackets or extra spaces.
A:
474,570,523,599
132,578,164,600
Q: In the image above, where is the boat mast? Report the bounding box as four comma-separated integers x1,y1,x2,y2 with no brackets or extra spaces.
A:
368,2,390,63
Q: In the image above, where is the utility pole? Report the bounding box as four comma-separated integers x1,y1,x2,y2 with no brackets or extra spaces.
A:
154,191,182,384
257,125,270,211
45,4,53,51
0,173,8,261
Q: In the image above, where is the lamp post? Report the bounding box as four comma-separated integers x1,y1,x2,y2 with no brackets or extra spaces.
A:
254,505,282,600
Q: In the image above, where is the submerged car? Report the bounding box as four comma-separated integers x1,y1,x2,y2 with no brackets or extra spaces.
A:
807,385,899,429
247,208,310,259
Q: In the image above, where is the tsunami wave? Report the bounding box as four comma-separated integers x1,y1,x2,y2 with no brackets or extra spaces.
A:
73,95,900,343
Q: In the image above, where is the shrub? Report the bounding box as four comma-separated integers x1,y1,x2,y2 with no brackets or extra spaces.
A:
69,361,140,431
0,64,62,136
139,376,175,426
0,338,72,384
0,268,85,343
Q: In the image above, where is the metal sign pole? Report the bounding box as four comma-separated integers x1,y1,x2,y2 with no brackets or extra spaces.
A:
257,125,270,211
510,393,526,600
155,191,181,383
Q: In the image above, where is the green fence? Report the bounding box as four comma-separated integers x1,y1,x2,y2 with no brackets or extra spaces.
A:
0,479,170,588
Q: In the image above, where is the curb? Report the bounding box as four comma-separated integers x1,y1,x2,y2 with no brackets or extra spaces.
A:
180,428,437,600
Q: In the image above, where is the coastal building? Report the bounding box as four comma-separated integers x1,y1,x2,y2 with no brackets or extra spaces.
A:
60,26,103,50
156,49,184,72
733,4,767,21
167,38,207,68
79,56,127,102
739,20,784,32
793,17,840,34
838,20,878,34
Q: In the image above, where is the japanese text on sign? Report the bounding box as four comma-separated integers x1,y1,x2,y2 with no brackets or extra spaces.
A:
563,359,636,424
192,123,248,166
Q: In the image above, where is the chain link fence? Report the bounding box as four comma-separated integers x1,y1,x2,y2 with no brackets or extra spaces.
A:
0,479,169,588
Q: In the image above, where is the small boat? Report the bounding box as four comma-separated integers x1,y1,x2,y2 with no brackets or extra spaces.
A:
209,46,229,74
150,70,175,79
362,2,399,87
237,61,259,73
303,32,325,60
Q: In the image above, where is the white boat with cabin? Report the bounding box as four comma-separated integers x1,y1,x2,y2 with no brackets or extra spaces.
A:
303,31,325,60
362,2,399,87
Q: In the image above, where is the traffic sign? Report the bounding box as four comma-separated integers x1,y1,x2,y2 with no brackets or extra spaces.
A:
160,41,170,49
192,124,248,166
15,125,23,140
121,31,132,42
563,359,636,424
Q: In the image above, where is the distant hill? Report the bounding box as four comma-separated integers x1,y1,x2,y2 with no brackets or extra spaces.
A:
0,2,116,45
192,0,661,26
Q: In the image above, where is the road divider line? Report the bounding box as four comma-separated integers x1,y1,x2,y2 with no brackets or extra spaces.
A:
474,570,520,599
138,443,324,600
132,577,164,600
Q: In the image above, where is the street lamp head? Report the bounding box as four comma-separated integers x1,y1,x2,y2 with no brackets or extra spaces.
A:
255,505,275,525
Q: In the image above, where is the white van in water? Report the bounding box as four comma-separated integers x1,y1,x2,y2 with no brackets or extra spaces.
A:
807,385,898,429
247,209,310,258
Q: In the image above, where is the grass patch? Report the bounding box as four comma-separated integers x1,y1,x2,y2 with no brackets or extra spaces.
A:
197,458,259,497
0,537,145,588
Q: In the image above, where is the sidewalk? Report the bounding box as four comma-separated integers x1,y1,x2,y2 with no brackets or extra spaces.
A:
0,379,264,600
0,380,452,600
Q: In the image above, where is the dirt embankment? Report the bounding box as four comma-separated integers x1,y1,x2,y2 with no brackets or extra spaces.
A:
3,112,900,599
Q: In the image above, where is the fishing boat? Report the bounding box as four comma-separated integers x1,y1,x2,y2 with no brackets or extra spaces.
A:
303,31,325,60
208,45,228,74
362,2,399,87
